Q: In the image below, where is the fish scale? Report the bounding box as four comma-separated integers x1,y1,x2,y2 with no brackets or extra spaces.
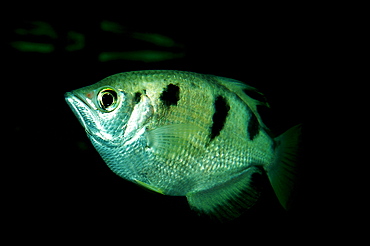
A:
65,70,301,220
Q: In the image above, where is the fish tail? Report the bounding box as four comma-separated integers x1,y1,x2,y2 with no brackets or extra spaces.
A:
266,124,302,210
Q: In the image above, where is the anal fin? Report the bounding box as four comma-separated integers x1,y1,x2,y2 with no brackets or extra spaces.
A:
186,167,262,220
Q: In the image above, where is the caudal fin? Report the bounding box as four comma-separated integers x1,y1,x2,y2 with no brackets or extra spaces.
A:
266,124,302,210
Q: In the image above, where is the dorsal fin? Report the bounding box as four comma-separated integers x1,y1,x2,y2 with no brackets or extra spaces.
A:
186,167,262,220
214,76,270,130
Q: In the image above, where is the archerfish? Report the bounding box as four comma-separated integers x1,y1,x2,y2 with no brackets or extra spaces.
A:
65,70,301,220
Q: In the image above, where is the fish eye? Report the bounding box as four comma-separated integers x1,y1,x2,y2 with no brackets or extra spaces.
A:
97,88,119,112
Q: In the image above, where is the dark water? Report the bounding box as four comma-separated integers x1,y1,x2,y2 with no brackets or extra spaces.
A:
4,9,335,243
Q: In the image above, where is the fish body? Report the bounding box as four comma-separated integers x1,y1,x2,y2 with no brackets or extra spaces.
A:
65,70,301,219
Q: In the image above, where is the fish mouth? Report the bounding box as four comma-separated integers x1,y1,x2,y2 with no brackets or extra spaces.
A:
64,91,97,135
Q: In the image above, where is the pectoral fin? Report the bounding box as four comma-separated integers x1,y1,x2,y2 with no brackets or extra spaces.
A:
186,167,262,220
146,124,205,157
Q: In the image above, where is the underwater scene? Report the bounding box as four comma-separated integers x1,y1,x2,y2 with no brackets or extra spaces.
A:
4,9,332,243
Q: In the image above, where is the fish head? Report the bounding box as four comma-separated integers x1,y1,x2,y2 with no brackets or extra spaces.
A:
65,77,153,147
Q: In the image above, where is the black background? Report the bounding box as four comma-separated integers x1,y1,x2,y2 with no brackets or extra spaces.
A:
4,5,335,243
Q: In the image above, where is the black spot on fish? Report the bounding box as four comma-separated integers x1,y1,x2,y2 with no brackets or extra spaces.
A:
248,113,260,141
210,96,230,140
272,139,279,151
160,84,180,106
256,104,273,129
133,92,142,104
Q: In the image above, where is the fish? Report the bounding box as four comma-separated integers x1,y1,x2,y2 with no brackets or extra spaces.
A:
64,70,301,220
